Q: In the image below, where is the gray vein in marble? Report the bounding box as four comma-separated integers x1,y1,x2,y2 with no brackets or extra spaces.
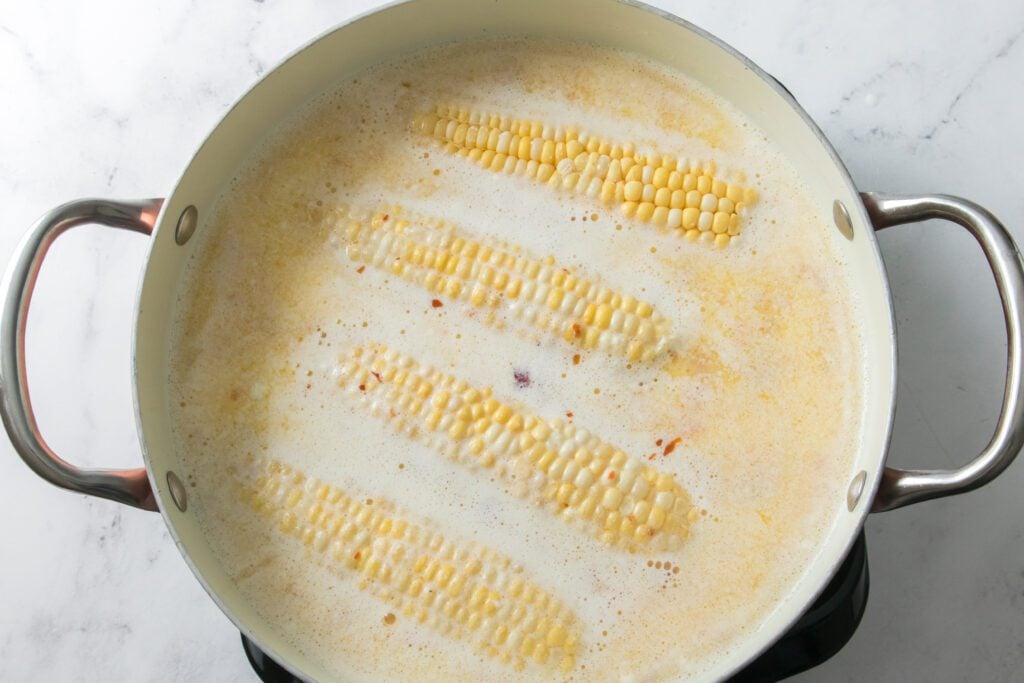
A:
74,247,102,448
0,24,44,79
828,60,918,116
105,166,120,190
897,375,956,463
244,16,268,77
920,24,1024,141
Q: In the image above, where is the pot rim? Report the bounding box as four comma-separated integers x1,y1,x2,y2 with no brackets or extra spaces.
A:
133,1,898,679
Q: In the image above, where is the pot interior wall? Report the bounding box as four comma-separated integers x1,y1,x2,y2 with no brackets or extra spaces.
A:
134,0,896,679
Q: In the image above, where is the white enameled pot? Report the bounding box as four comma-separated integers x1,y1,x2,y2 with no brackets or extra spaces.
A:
3,1,1023,680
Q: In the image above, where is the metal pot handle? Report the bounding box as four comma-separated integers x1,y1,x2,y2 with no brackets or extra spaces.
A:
0,198,164,511
862,192,1024,512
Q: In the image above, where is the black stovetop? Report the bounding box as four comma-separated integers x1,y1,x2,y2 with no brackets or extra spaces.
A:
242,531,868,683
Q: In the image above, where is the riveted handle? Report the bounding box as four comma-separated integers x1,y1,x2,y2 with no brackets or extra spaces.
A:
0,198,164,510
863,192,1024,512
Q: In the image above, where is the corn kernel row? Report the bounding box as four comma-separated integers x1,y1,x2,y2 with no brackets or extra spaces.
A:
239,456,581,673
336,344,699,553
412,105,759,247
337,205,672,362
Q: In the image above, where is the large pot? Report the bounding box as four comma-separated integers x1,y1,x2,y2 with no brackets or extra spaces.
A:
3,0,1022,680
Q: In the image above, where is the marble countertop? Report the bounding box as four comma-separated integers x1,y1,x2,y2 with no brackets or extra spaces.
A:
1,0,1021,680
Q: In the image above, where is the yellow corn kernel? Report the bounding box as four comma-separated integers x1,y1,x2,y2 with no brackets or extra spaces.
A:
449,420,470,440
698,211,713,232
670,189,686,209
652,166,669,188
682,207,700,230
546,287,565,311
624,180,643,202
602,487,623,510
728,214,741,236
712,211,730,234
652,206,669,226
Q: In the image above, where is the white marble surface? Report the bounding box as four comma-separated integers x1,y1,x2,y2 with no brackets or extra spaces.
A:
1,0,1022,680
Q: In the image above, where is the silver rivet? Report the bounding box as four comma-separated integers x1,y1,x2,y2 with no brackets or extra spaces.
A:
167,471,188,512
833,200,854,240
175,205,198,245
847,470,867,511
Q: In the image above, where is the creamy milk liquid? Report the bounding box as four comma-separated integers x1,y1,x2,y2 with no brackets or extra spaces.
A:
168,39,864,681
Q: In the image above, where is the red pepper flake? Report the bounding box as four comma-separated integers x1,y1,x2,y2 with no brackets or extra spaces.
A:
655,439,663,447
356,265,366,274
371,371,383,383
358,384,366,392
353,551,361,560
566,411,574,420
607,470,617,480
648,453,657,461
382,214,389,221
431,299,444,308
572,354,581,365
571,323,581,338
513,369,532,388
663,437,682,456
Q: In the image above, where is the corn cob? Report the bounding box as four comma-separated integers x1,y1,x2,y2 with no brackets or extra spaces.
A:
412,105,759,248
337,205,672,362
239,456,581,673
336,344,699,553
